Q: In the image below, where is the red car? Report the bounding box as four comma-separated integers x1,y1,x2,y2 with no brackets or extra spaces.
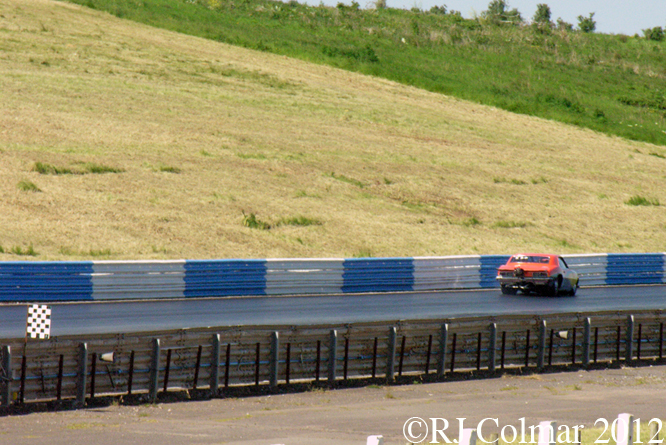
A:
496,254,579,296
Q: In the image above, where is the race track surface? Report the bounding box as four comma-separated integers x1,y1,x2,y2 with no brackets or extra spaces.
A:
0,285,664,338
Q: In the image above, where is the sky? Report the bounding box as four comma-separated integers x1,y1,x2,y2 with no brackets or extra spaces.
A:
300,0,666,36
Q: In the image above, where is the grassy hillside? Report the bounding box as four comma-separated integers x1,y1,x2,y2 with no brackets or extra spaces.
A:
0,0,665,261
66,0,666,147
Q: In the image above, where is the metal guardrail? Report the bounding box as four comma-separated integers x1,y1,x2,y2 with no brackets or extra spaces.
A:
1,310,664,408
0,253,665,302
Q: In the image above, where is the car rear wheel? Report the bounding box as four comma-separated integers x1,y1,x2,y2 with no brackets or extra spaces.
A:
569,281,579,296
548,277,561,296
501,285,517,295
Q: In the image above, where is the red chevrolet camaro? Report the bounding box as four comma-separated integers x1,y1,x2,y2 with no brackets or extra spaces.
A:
496,253,579,296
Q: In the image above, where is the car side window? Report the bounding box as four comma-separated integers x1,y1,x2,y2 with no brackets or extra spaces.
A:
559,257,568,269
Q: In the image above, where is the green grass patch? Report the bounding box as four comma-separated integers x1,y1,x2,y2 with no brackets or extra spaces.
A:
83,163,124,174
11,244,38,256
493,220,529,229
494,177,527,185
626,195,660,206
242,212,271,230
89,248,112,256
159,165,181,174
33,161,123,175
237,153,267,160
65,0,666,147
462,217,482,226
277,216,322,227
17,180,41,192
33,161,75,175
327,172,366,188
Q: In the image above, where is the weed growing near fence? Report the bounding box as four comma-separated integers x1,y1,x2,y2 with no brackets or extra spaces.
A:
11,244,38,256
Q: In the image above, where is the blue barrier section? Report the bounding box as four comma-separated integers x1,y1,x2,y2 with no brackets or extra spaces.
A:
342,258,414,293
479,255,511,288
183,260,267,297
0,262,94,302
606,253,665,285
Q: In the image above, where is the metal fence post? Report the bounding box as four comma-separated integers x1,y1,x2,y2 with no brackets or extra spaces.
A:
1,346,11,407
386,327,397,382
488,323,497,372
537,320,547,369
76,342,88,408
210,334,220,396
149,338,160,403
583,318,591,366
328,330,337,385
437,323,449,378
626,315,634,363
270,331,279,388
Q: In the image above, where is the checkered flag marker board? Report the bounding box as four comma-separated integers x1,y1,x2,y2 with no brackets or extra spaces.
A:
26,304,51,340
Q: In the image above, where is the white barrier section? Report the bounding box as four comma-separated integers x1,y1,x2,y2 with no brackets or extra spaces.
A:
92,260,186,300
413,256,483,290
538,421,557,445
367,435,384,445
616,413,634,445
460,428,478,445
264,259,344,295
563,254,608,287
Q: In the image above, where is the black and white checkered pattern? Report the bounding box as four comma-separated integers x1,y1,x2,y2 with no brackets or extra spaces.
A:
26,304,51,340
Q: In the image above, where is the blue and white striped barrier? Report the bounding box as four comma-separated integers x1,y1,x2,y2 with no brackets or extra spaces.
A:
0,253,664,302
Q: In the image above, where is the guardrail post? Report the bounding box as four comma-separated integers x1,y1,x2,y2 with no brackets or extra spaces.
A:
1,346,11,407
626,315,634,363
582,318,591,366
488,323,497,372
437,323,448,378
386,327,397,382
270,331,279,388
537,320,546,369
210,334,220,396
328,330,337,385
149,338,160,403
76,342,88,408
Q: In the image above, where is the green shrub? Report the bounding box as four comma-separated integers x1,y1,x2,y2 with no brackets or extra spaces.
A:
577,13,596,33
17,180,41,192
643,26,664,41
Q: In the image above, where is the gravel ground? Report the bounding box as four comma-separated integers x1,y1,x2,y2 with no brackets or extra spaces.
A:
1,365,665,445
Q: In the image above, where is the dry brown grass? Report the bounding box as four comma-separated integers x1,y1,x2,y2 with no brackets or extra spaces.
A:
1,0,665,260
